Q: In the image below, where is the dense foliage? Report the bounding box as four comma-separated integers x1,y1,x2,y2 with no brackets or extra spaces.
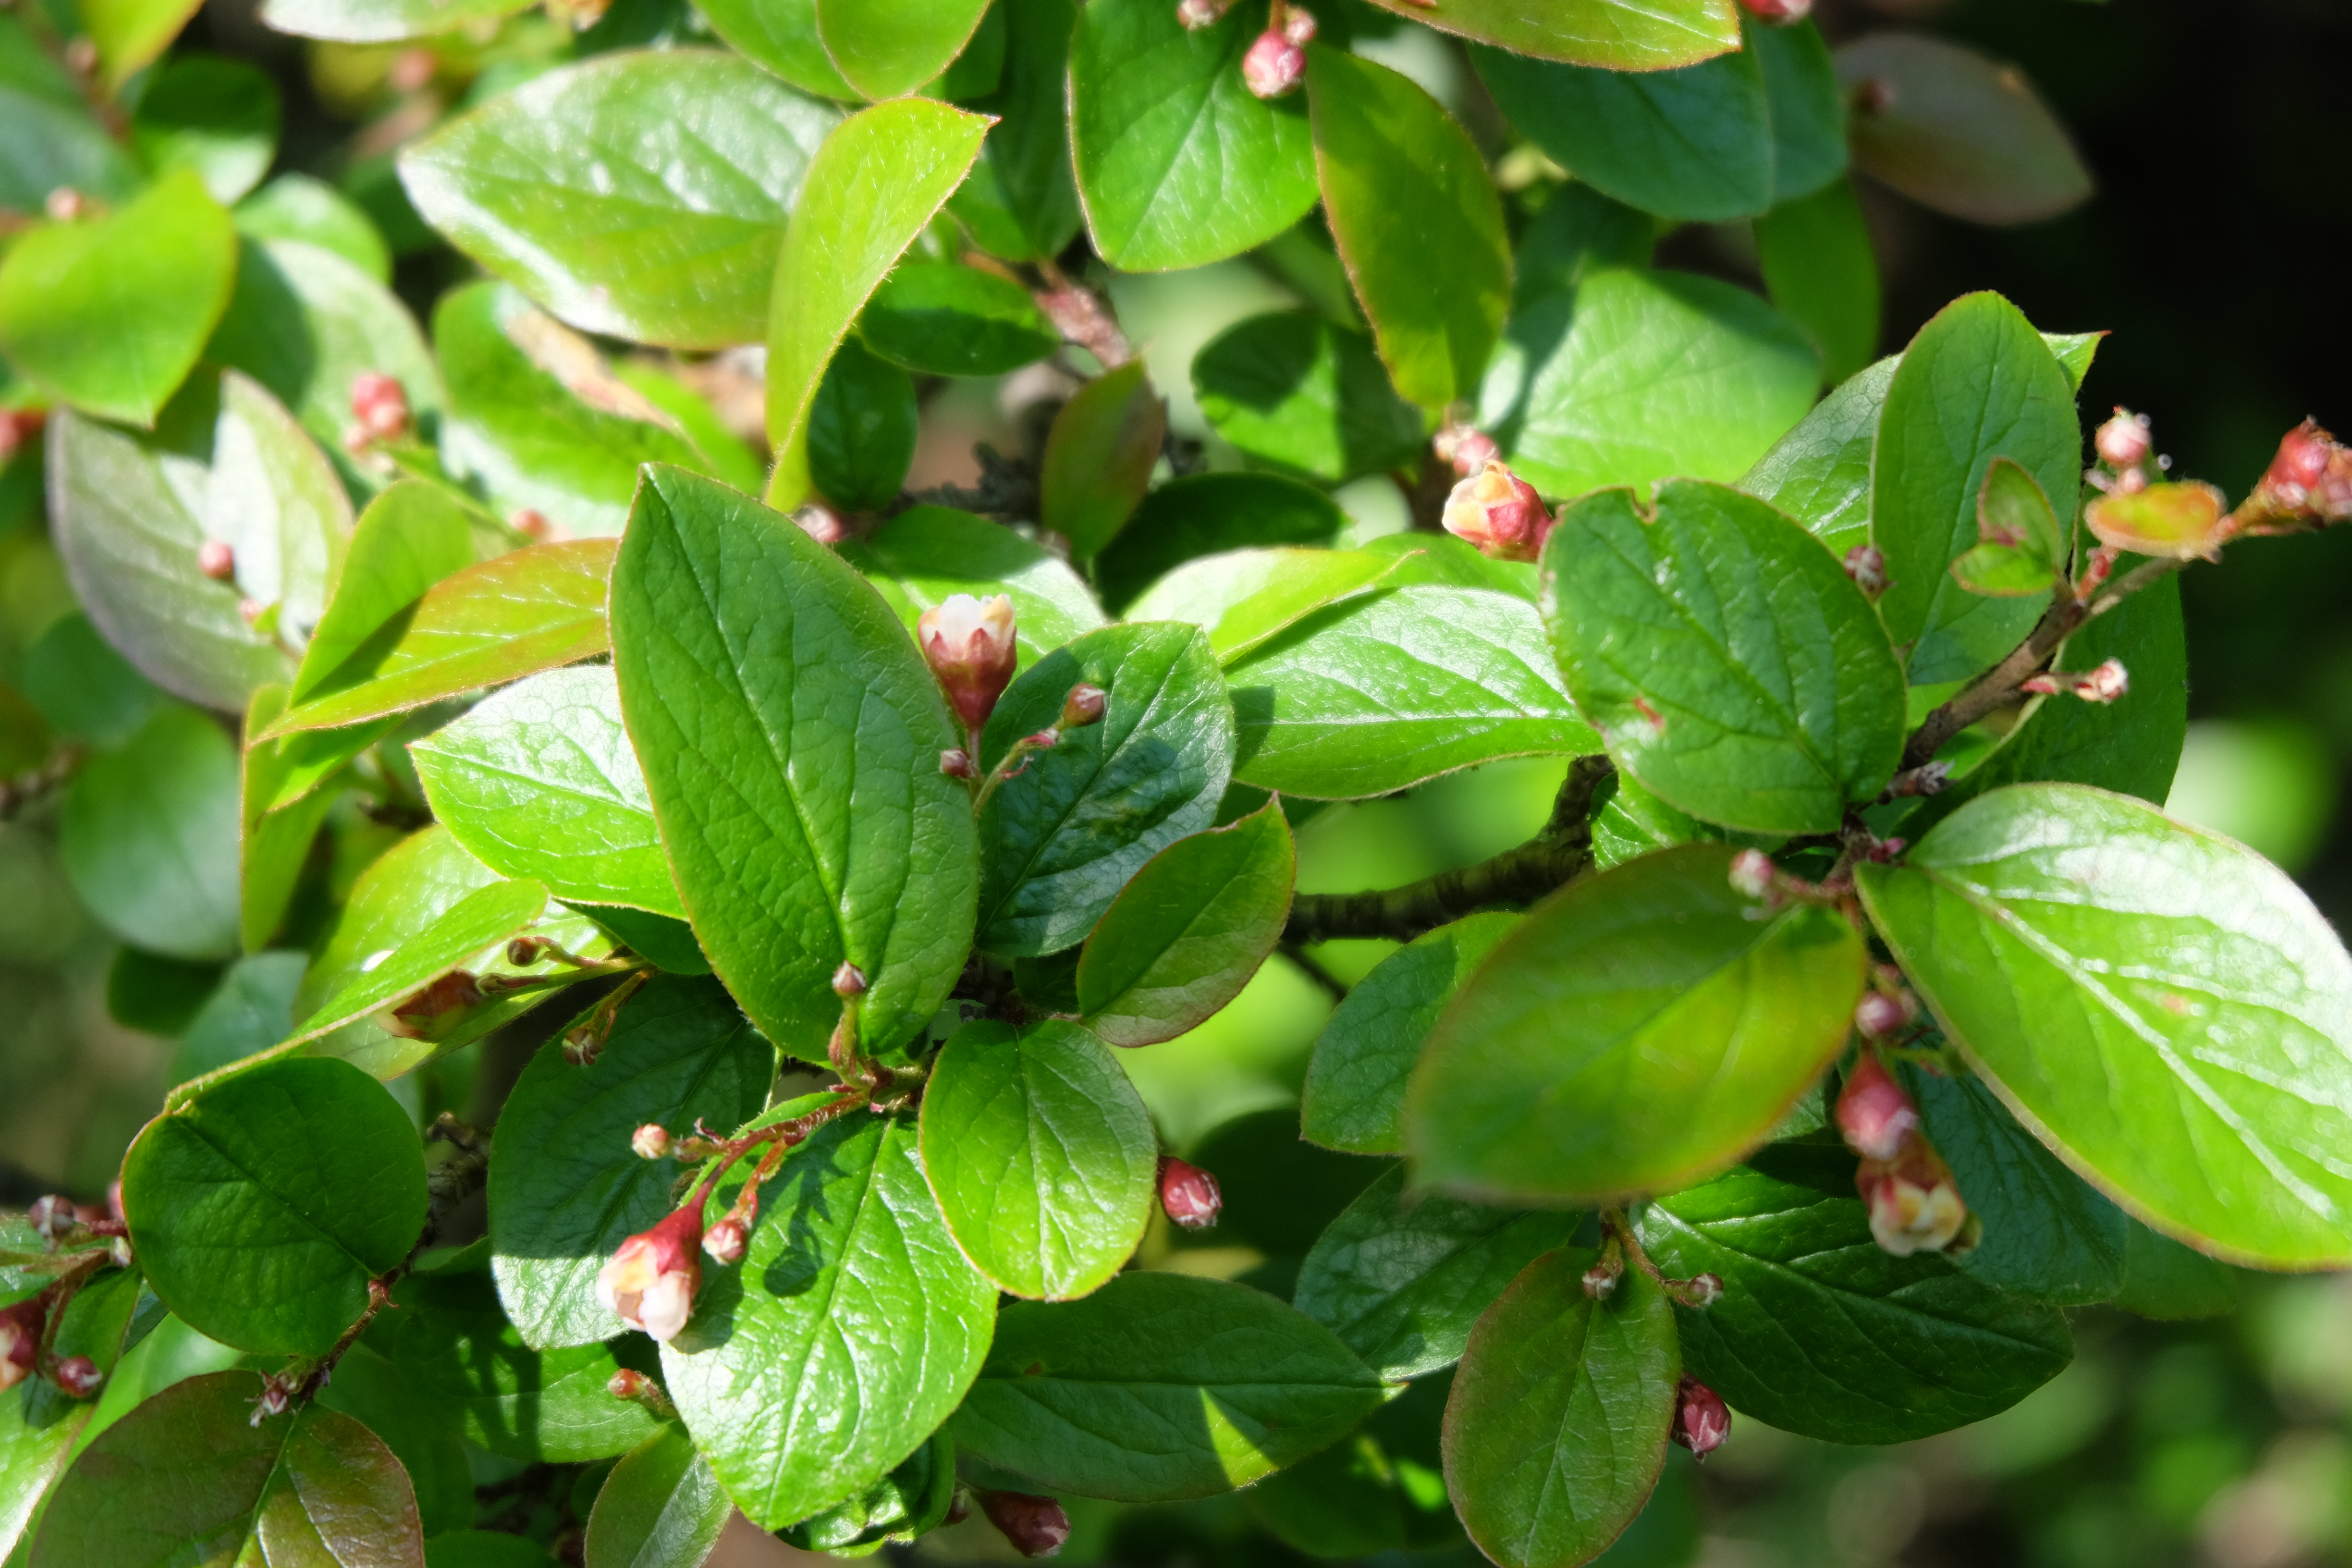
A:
1,0,2348,1563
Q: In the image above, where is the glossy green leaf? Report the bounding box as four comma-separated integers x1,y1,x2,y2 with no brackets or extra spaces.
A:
0,14,140,213
129,55,279,203
257,0,526,40
285,480,476,707
21,612,162,748
435,282,715,539
1755,177,1879,387
122,1056,426,1354
1444,1250,1678,1568
0,171,232,427
662,1108,994,1529
1093,474,1349,616
1872,292,2079,685
395,1269,660,1461
611,466,977,1061
1638,1139,2073,1442
286,876,548,1049
1076,799,1293,1046
1039,358,1166,559
171,950,307,1085
1228,584,1597,800
1310,48,1509,409
1301,911,1516,1156
75,0,201,94
401,52,842,348
1839,35,2091,226
775,1430,955,1555
692,0,854,97
233,173,392,281
1353,0,1736,71
919,1018,1158,1299
1544,479,1905,834
976,622,1233,955
1297,1165,1580,1382
1191,312,1427,487
1513,183,1659,308
845,505,1106,666
206,373,351,656
1482,269,1819,500
1738,355,1896,559
241,701,374,956
1858,783,2352,1269
1949,539,2061,598
817,0,992,99
859,261,1060,376
1119,546,1390,652
312,1340,475,1539
1069,0,1317,271
1248,1378,1463,1559
2113,1219,2239,1322
29,1371,423,1568
763,98,990,509
947,0,1082,260
413,666,683,919
808,335,917,512
60,706,241,961
951,1271,1389,1501
585,1425,731,1568
567,904,711,976
1408,844,1865,1204
490,975,772,1348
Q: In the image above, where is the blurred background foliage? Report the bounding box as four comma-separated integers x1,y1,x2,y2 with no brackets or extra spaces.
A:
1,0,2348,1561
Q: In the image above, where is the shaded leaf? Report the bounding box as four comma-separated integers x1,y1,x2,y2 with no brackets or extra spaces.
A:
1839,35,2091,226
808,336,918,512
859,261,1060,376
395,1269,661,1461
845,505,1106,667
61,706,242,961
1040,358,1165,560
1754,177,1880,387
1191,312,1426,488
1093,473,1349,616
584,1425,731,1568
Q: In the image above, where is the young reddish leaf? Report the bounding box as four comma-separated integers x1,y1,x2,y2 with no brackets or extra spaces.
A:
2085,481,2230,559
1838,35,2092,226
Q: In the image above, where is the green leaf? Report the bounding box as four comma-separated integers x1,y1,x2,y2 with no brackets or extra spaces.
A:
1407,844,1865,1204
1443,1250,1679,1568
0,15,140,214
946,0,1082,261
107,946,226,1035
1039,358,1166,560
285,479,476,706
567,903,711,976
1301,912,1516,1156
1227,584,1597,800
1637,1139,2074,1443
130,55,280,204
950,1272,1389,1501
28,1372,424,1567
426,1531,557,1568
2043,331,2102,391
919,1018,1158,1299
22,612,162,749
257,0,527,40
584,1425,732,1568
0,1267,152,1556
1751,17,1846,202
762,98,990,509
1737,355,1895,559
815,0,992,99
2112,1220,2239,1322
662,1108,994,1529
1093,474,1349,617
395,1269,662,1461
1949,539,2061,599
610,466,977,1061
207,372,352,655
76,0,203,93
1309,48,1509,409
1248,1379,1462,1558
975,622,1233,956
858,261,1060,376
844,505,1107,666
1482,270,1820,500
775,1430,955,1554
1190,312,1427,488
1544,479,1905,834
60,706,242,961
233,173,392,282
171,950,307,1086
1838,35,2091,226
122,1056,426,1354
1979,454,2066,564
1353,0,1736,71
1514,184,1659,308
490,975,772,1348
692,0,855,97
399,52,842,348
1069,0,1318,271
1754,177,1880,387
1138,548,1405,668
434,282,718,539
286,876,548,1050
1857,783,2352,1269
1077,797,1294,1046
1296,1166,1580,1382
1899,1061,2127,1307
0,171,233,426
808,336,917,512
312,1340,475,1538
1180,1107,1384,1261
1871,293,2080,685
271,539,618,737
413,666,684,920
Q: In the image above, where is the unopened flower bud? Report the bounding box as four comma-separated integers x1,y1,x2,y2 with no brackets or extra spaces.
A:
52,1355,101,1399
1158,1156,1222,1230
44,187,88,222
250,1373,295,1424
1670,1374,1731,1458
509,507,553,541
1241,28,1305,98
2021,658,2129,704
2244,419,2352,528
1443,428,1501,478
1727,849,1777,902
978,1490,1071,1558
505,935,551,967
0,1302,40,1393
197,539,236,581
1843,544,1887,598
941,748,977,779
1580,1261,1619,1299
375,968,484,1041
2095,408,2153,470
702,1216,747,1266
28,1194,74,1239
349,372,410,442
1058,684,1106,730
1835,1053,1920,1161
1739,0,1808,18
597,1204,703,1341
918,593,1019,733
1281,5,1316,44
1853,990,1913,1040
607,1368,652,1401
632,1124,672,1160
832,962,868,997
1442,461,1552,563
1675,1272,1724,1309
387,47,436,94
793,503,845,546
1857,1140,1969,1256
1176,0,1231,26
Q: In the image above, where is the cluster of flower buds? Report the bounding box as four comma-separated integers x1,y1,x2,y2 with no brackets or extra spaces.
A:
1157,1155,1222,1230
1670,1374,1731,1458
2020,657,2128,705
978,1489,1072,1557
596,1203,704,1342
1240,6,1314,98
1837,1052,1972,1257
374,968,485,1041
1442,460,1554,564
2237,419,2352,531
919,593,1019,735
344,371,411,452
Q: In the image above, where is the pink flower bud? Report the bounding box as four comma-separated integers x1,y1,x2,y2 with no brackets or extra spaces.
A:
1677,1272,1724,1308
0,409,45,463
1281,5,1316,44
1441,461,1552,563
28,1194,74,1239
1670,1375,1731,1458
941,748,977,779
1444,428,1501,478
197,540,236,581
607,1368,653,1401
918,593,1019,733
793,504,845,546
349,372,410,442
1175,0,1230,26
1241,29,1305,98
978,1490,1071,1558
597,1204,703,1341
702,1216,747,1266
1158,1156,1222,1230
631,1124,671,1160
832,962,869,997
2021,658,2129,704
1853,990,1912,1040
1842,544,1887,598
1856,1141,1969,1256
52,1355,101,1399
375,968,484,1041
2245,419,2352,528
2095,408,2153,470
1727,849,1777,902
1059,684,1107,730
505,935,552,967
509,507,553,541
1580,1262,1618,1299
250,1373,295,1424
44,187,88,222
0,1302,41,1393
1835,1053,1920,1161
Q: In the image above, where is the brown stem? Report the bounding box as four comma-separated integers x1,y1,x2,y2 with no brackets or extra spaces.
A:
1278,943,1348,1001
1400,451,1454,534
1032,257,1131,368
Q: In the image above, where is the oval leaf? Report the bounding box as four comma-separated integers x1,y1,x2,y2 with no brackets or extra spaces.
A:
61,706,241,961
584,1426,731,1568
1355,0,1735,71
1093,474,1350,618
1039,358,1166,560
844,505,1107,669
859,261,1061,377
1838,35,2091,226
1191,311,1427,488
819,0,992,100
